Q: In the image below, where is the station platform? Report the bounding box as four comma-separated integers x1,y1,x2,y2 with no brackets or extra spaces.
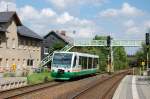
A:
113,75,150,99
0,77,27,91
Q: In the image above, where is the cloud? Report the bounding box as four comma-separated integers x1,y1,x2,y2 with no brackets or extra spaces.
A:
17,4,98,38
19,5,56,20
144,21,150,29
1,0,147,40
121,3,143,16
98,2,149,40
144,20,150,32
56,12,74,24
19,5,40,20
124,20,135,27
126,26,140,34
41,8,56,17
48,0,106,9
0,0,16,12
123,19,145,38
100,2,144,17
100,9,118,17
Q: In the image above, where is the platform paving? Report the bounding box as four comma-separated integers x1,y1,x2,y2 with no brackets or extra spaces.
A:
113,75,150,99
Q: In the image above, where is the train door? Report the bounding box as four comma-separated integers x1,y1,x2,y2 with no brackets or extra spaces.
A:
72,54,81,72
76,55,82,70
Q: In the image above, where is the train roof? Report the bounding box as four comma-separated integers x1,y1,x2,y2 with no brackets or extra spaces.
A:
53,51,99,58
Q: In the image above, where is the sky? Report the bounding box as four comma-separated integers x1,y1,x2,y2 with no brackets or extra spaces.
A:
0,0,150,54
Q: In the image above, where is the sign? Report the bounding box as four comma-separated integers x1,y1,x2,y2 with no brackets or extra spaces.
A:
142,61,145,66
12,64,16,71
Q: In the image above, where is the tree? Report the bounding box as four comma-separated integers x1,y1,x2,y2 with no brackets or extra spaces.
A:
135,43,150,68
52,42,65,51
113,47,128,70
71,35,128,72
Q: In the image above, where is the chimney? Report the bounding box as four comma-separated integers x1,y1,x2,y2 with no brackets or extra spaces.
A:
60,30,66,36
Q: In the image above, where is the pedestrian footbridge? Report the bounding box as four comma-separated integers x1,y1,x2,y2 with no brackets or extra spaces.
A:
40,39,144,67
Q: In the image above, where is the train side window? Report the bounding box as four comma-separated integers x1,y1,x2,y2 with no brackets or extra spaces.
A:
88,57,92,69
82,57,87,69
73,56,77,67
93,58,97,68
79,56,82,66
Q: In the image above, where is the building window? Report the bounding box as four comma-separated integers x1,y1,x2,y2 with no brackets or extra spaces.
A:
23,40,26,49
27,59,34,66
23,59,26,67
6,37,9,48
26,40,28,45
31,41,34,46
44,47,49,55
18,40,20,48
6,59,9,67
18,59,20,68
21,40,24,45
12,39,15,49
28,40,31,46
18,40,22,49
0,58,2,66
32,41,35,46
12,58,15,64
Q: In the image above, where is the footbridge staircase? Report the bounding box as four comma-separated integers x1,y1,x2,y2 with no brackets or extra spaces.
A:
40,44,74,66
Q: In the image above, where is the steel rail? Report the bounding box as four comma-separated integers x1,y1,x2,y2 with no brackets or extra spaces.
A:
71,70,130,99
0,81,67,99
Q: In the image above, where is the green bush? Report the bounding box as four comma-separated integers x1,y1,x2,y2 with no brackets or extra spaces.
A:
3,72,16,77
27,71,52,85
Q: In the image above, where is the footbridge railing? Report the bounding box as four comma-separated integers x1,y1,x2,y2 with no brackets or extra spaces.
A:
39,39,144,67
74,40,144,47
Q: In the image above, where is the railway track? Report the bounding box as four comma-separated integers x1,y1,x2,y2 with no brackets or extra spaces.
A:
0,81,67,99
0,70,131,99
71,70,131,99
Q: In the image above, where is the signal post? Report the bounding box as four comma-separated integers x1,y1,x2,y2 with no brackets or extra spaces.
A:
145,33,150,75
107,36,114,73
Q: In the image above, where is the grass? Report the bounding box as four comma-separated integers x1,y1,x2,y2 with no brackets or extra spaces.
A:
27,71,53,85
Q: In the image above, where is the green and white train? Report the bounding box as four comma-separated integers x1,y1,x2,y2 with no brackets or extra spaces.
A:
51,52,99,80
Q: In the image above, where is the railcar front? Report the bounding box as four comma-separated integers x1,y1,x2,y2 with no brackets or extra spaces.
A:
51,52,75,80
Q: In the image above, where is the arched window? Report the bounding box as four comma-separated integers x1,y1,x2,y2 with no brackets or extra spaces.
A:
12,39,15,49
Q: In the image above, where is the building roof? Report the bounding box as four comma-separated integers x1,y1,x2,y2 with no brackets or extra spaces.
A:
0,23,6,32
44,31,73,44
17,26,42,40
0,12,22,26
0,27,6,32
0,11,42,40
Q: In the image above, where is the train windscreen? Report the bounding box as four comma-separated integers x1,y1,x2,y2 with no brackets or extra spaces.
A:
52,53,72,68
